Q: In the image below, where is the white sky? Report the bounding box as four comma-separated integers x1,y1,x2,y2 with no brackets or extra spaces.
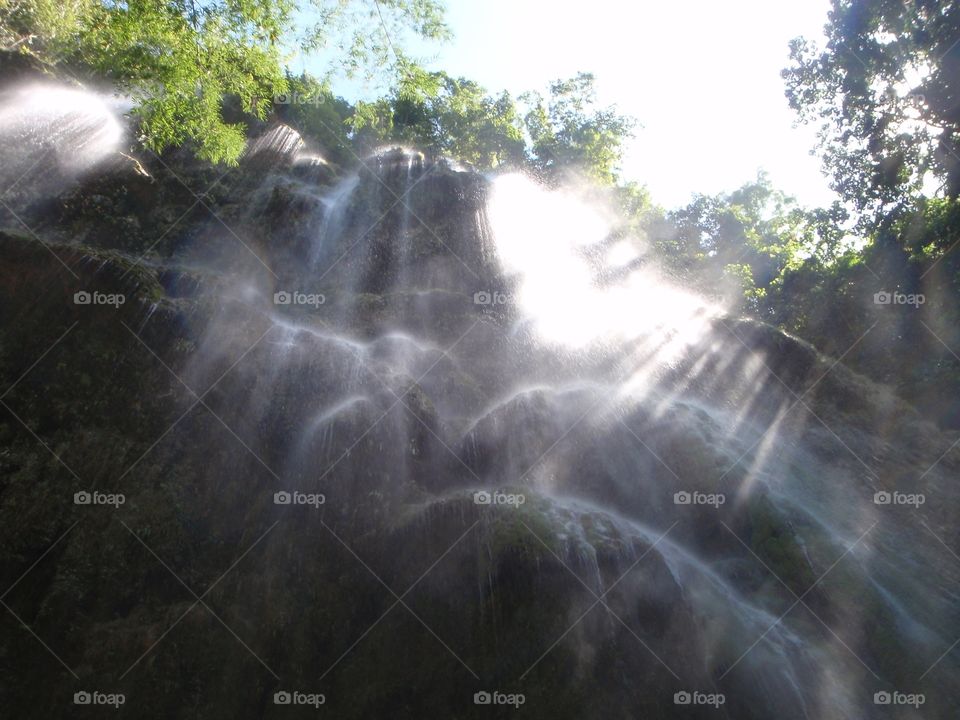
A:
309,0,837,210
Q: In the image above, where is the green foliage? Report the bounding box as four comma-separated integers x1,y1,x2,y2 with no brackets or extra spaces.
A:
899,196,960,263
0,0,97,52
299,0,449,78
784,0,960,223
774,1,960,425
521,72,635,185
4,0,449,164
748,494,815,592
347,97,395,148
342,69,637,182
610,180,656,243
347,65,525,168
663,174,815,309
430,77,525,167
273,71,354,165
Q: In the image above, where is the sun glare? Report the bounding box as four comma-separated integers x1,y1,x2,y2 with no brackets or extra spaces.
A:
0,83,124,170
488,173,719,349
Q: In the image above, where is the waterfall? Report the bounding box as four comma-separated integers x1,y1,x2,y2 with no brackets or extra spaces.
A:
1,93,957,716
158,148,957,717
0,83,125,208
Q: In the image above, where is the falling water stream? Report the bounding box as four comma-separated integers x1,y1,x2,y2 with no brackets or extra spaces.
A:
0,83,125,201
172,146,957,718
1,85,958,719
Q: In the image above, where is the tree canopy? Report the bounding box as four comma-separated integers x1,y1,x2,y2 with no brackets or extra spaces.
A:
521,72,635,185
343,68,634,182
1,0,448,163
784,0,960,224
347,65,525,168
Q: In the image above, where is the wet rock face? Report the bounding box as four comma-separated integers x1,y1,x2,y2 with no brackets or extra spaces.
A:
269,155,501,297
0,143,959,720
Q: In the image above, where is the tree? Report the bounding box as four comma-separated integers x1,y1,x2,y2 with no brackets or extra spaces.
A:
521,72,635,185
665,174,819,312
781,1,960,423
274,71,355,166
0,0,96,52
784,0,960,224
348,66,525,169
2,0,449,164
430,76,525,167
297,0,449,80
77,0,291,164
344,69,636,178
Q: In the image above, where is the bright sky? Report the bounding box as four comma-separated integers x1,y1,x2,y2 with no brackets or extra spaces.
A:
310,0,837,210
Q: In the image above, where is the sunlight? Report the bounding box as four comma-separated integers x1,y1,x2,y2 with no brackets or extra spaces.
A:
247,124,305,158
367,145,425,163
487,173,720,348
0,83,123,170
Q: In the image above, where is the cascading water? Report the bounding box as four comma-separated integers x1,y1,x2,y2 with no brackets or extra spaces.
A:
143,147,958,718
0,83,125,205
1,90,958,718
